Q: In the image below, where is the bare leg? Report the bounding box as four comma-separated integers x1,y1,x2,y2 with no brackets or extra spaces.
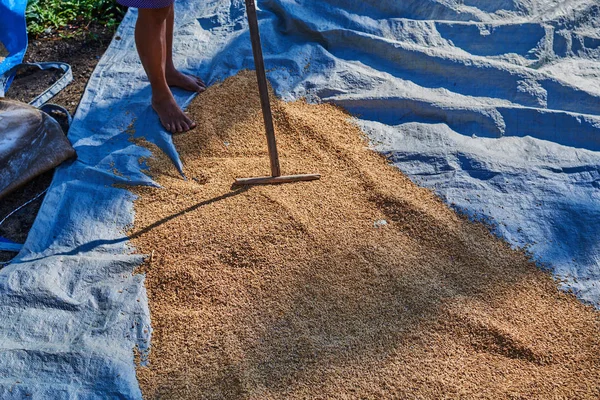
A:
135,6,196,134
165,4,207,92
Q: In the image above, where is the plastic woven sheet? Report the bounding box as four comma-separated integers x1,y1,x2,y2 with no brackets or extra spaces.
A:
0,0,599,398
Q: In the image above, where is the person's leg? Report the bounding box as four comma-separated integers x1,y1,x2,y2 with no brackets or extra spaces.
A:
164,4,206,92
135,6,195,133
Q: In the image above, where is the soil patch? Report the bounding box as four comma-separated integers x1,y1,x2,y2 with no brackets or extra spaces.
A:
0,40,7,62
7,66,65,105
7,26,115,115
0,26,113,263
131,71,600,399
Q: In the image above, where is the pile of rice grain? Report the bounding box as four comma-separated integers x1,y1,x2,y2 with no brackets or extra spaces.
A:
131,71,600,399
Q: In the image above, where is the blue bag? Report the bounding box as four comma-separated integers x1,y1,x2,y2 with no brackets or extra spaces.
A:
0,0,28,95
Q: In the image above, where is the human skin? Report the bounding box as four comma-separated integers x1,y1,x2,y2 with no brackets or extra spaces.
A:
135,4,206,133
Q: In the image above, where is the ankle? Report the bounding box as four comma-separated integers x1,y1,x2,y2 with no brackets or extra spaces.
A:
152,89,174,105
165,63,178,75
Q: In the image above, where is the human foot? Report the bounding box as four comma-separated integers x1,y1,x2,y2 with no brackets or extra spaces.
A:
152,93,196,134
166,68,206,93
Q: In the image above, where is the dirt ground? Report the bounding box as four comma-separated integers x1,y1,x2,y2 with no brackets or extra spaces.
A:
0,40,7,61
0,27,114,263
131,71,600,399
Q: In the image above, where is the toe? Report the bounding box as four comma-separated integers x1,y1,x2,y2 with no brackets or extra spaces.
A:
191,80,204,92
181,121,191,132
186,79,202,93
166,120,176,133
190,75,206,87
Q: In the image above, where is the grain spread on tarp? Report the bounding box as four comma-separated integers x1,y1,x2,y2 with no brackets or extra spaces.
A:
130,71,600,399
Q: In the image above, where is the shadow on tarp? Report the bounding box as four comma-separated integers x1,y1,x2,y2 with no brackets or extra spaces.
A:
15,186,250,264
0,73,196,398
2,0,600,396
331,98,600,151
11,81,215,261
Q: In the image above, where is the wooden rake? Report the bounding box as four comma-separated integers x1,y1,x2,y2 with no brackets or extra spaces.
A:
233,0,321,186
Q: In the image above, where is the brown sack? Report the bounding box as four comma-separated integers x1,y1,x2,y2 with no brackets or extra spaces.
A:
0,99,76,200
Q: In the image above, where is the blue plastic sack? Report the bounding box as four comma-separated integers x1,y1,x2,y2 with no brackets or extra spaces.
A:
0,0,28,95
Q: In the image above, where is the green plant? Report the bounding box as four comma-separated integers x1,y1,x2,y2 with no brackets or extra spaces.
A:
25,0,126,36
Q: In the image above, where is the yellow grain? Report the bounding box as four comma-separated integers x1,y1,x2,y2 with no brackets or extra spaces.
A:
131,71,600,400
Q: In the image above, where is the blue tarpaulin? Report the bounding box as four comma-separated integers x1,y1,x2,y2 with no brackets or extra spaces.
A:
0,0,27,94
0,0,599,398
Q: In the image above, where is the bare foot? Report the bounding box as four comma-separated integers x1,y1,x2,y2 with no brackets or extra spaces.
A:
152,93,196,134
166,68,206,93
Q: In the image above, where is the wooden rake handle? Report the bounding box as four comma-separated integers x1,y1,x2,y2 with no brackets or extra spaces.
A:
234,1,321,186
244,0,281,177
